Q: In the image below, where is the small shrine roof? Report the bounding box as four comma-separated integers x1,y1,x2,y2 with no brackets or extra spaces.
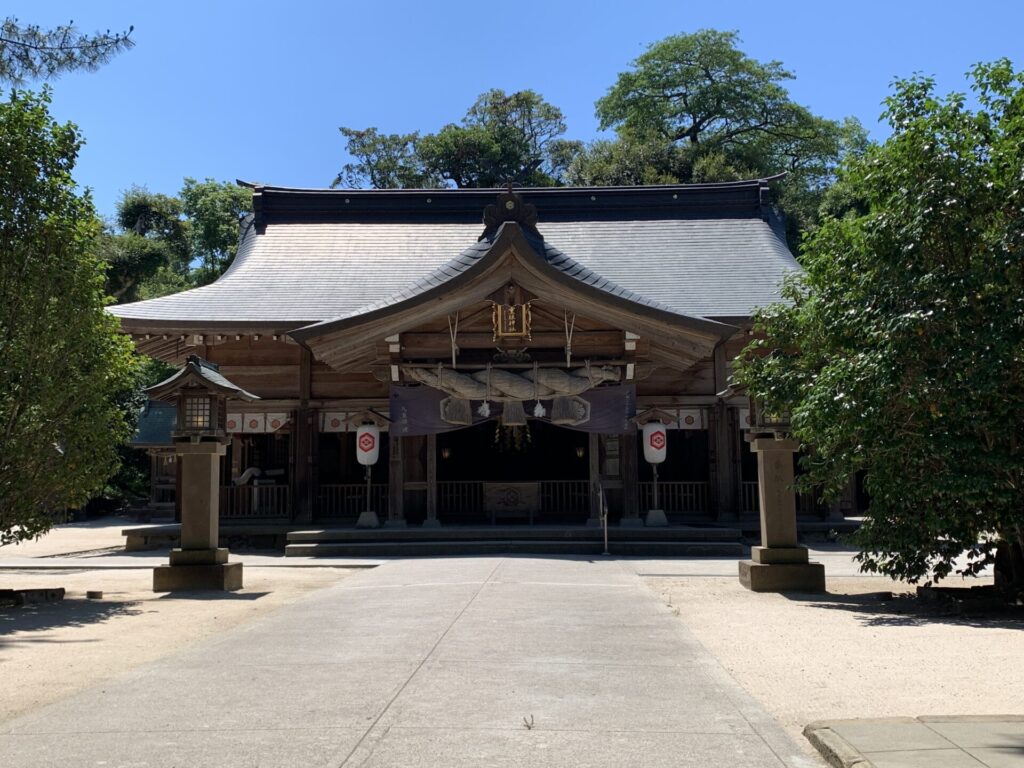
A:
145,356,259,402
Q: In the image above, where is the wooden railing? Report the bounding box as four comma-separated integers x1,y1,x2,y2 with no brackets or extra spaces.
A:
438,481,484,522
540,480,590,517
639,481,709,515
316,483,388,519
220,485,290,519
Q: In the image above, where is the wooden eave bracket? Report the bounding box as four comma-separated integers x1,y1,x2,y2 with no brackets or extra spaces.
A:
633,407,678,426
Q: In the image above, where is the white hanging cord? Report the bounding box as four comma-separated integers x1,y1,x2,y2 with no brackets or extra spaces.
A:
564,310,576,368
532,361,546,417
477,363,492,417
447,312,460,368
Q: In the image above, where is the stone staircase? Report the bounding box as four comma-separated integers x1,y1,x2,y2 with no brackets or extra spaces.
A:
284,524,745,558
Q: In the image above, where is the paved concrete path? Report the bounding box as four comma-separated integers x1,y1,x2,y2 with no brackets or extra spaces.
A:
0,557,821,767
806,716,1024,767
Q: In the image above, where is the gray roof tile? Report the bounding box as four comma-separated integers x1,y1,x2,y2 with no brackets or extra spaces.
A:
110,215,799,326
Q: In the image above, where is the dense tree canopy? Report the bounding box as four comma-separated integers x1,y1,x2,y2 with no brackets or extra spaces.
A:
0,90,140,543
735,61,1024,588
0,16,133,84
102,179,252,301
335,89,581,188
334,33,862,249
570,30,867,245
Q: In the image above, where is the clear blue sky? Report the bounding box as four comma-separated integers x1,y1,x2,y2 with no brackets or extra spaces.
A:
7,0,1021,217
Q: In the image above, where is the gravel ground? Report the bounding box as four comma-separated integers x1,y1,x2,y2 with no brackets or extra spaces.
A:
645,573,1023,752
0,518,355,723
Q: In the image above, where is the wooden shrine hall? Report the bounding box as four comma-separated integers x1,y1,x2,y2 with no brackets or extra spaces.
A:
115,179,850,546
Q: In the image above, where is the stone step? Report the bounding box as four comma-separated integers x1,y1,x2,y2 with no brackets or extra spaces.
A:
286,524,742,544
284,540,745,558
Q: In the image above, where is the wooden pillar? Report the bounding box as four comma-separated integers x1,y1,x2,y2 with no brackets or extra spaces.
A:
387,434,406,527
619,429,642,526
292,408,314,522
587,432,601,524
711,405,738,520
149,452,159,508
712,344,738,520
424,433,439,527
292,347,314,523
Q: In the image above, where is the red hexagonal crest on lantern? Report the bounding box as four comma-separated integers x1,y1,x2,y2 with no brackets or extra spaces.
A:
358,432,376,452
649,430,666,451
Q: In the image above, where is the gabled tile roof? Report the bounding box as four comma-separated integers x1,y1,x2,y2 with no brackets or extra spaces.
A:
109,181,800,330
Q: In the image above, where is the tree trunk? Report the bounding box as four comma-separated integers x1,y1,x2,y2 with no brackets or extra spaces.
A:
993,533,1024,595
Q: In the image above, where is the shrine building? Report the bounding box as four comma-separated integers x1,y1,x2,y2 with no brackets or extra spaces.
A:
114,180,847,548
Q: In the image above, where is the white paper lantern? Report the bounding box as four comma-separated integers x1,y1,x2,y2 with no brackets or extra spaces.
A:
356,424,380,465
642,422,667,464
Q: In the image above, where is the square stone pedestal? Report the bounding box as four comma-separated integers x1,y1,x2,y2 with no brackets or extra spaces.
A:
739,545,825,592
644,509,668,527
153,548,243,591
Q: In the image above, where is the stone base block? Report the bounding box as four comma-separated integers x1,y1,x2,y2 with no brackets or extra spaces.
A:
619,516,644,528
644,509,668,527
355,510,380,528
153,562,243,592
168,547,228,566
751,545,809,565
422,518,442,528
384,518,408,528
739,560,825,593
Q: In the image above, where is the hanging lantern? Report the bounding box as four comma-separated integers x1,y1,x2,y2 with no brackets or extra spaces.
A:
356,424,380,466
642,422,667,464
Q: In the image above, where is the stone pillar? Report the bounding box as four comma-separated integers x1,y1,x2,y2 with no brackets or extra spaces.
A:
619,429,643,527
387,434,406,527
738,437,824,592
154,442,243,591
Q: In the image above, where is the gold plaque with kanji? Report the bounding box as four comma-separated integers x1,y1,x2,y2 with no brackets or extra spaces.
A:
492,302,532,341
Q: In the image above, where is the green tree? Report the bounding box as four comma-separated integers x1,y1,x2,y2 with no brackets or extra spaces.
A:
334,128,440,189
0,89,139,544
101,188,191,302
578,30,866,244
335,89,580,188
0,17,133,84
102,180,252,300
180,177,254,284
735,61,1024,590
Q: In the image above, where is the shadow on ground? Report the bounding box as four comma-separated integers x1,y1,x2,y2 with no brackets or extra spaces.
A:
156,591,269,601
0,599,142,645
782,590,1024,629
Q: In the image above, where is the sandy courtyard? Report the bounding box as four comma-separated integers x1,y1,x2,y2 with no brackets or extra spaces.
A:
0,566,352,722
647,573,1023,748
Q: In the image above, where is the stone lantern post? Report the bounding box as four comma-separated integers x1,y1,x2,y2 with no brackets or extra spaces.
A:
738,399,825,592
146,355,258,591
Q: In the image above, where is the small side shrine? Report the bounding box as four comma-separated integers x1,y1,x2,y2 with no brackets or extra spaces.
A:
145,355,258,591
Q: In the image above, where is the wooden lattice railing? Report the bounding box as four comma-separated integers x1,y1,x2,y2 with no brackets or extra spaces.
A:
220,485,290,519
316,483,388,519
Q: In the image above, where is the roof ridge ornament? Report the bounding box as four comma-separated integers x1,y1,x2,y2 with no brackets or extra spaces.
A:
480,183,542,242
